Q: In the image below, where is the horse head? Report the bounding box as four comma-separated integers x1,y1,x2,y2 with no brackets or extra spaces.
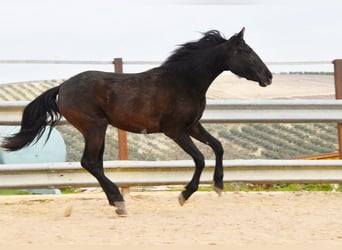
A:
225,28,272,87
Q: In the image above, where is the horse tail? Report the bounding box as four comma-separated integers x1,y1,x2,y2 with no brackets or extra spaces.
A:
1,85,62,151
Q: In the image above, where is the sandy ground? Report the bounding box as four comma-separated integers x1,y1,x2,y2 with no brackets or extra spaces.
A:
1,191,342,247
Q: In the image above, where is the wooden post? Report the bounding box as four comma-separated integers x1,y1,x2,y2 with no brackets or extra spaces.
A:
113,58,128,161
113,58,130,197
333,59,342,159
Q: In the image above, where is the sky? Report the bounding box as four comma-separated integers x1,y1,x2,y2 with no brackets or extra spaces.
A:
0,0,341,83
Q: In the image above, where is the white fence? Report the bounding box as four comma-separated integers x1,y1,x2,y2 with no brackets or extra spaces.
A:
1,99,342,189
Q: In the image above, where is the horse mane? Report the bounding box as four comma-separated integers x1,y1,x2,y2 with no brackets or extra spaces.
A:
161,30,227,70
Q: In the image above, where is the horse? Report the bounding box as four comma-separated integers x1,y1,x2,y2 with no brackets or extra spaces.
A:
1,28,272,216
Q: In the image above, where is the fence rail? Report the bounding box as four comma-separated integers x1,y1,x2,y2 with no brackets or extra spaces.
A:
0,59,333,66
1,160,342,189
1,99,342,125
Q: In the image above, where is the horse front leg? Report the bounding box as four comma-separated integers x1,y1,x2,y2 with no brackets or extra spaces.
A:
189,122,224,195
166,132,205,205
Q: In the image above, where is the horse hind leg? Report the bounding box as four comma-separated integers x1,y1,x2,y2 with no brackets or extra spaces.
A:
95,139,127,216
80,123,127,216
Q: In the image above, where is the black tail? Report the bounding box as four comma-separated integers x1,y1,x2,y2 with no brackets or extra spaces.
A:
1,85,61,151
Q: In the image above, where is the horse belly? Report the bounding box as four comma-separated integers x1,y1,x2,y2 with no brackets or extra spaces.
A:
105,108,162,134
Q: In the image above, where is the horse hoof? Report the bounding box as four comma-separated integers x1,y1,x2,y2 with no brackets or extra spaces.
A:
178,193,186,206
214,186,223,196
114,201,127,217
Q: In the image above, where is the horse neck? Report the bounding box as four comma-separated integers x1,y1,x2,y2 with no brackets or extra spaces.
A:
165,46,225,96
185,47,225,96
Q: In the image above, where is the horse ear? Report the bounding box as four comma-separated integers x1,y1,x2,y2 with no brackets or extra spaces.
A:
236,27,245,41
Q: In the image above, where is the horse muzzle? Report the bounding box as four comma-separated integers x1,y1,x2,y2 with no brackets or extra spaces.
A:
259,79,272,87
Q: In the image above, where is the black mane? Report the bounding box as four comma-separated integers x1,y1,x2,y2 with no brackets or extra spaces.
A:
161,30,227,69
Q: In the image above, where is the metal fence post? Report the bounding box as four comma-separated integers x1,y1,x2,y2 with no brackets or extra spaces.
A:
333,59,342,159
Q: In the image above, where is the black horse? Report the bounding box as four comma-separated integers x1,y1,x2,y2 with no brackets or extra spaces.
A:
1,28,272,216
